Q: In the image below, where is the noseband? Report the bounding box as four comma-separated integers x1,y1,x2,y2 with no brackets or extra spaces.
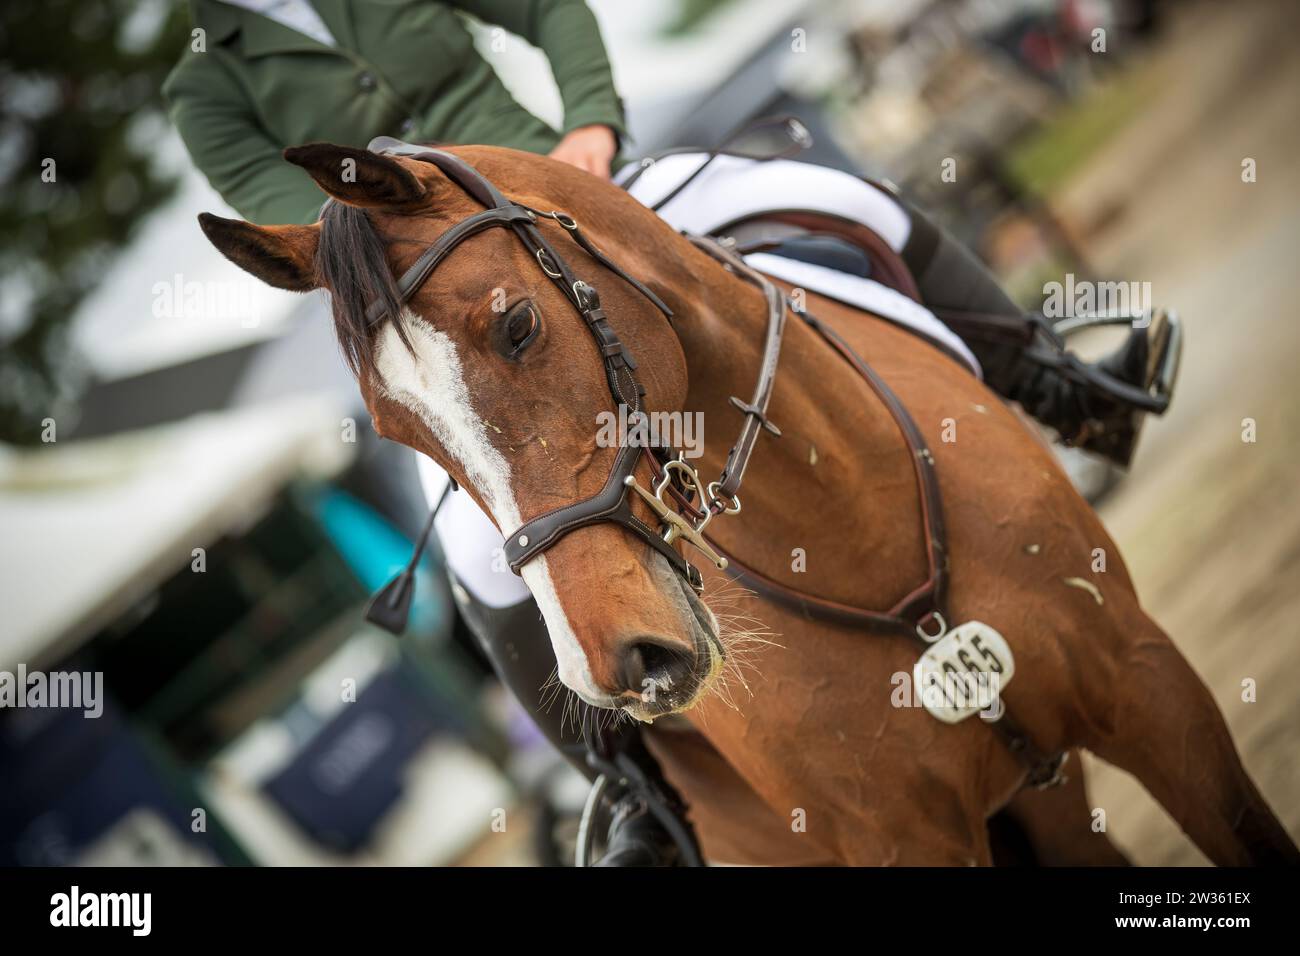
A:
340,136,787,596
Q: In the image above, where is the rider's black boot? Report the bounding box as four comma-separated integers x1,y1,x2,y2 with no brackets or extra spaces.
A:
585,729,702,867
999,312,1176,467
450,580,699,866
899,202,1179,466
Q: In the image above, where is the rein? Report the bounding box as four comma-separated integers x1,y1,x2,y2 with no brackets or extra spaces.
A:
347,136,1064,790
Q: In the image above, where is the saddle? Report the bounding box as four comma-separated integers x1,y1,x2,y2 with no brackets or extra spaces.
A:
620,117,984,376
726,209,922,301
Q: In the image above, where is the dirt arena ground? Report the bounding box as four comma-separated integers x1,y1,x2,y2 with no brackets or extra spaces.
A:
1055,0,1300,864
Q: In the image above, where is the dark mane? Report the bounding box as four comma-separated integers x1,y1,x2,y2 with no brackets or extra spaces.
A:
315,201,411,376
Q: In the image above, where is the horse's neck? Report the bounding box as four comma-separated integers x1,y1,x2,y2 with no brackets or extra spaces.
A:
676,276,888,497
674,269,930,606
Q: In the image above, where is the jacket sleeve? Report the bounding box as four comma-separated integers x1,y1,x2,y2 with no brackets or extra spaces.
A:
164,57,326,225
449,0,627,141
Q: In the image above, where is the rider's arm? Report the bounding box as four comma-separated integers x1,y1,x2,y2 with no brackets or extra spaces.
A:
164,56,325,225
449,0,627,144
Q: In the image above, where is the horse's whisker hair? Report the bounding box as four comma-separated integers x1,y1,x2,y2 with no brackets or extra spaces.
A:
689,591,779,713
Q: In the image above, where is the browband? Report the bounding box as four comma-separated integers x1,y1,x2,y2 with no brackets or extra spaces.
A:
364,205,537,324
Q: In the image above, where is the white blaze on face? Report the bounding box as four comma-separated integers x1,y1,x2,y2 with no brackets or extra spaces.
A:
374,312,607,702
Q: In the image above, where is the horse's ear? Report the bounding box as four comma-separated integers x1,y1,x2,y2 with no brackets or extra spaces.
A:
198,214,319,292
283,143,427,208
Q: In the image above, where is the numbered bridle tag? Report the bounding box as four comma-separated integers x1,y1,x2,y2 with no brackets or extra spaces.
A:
913,620,1015,725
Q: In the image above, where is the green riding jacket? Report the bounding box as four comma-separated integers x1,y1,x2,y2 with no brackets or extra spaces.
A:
165,0,627,225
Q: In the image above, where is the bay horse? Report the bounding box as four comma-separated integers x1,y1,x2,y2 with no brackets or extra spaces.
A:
199,141,1297,866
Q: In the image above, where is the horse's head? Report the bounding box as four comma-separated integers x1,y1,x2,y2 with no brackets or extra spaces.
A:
199,142,728,718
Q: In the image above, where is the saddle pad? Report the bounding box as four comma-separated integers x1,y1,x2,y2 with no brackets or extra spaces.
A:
743,253,981,376
619,153,913,250
620,153,981,377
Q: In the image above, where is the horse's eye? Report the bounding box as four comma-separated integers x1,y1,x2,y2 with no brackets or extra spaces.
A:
501,300,539,356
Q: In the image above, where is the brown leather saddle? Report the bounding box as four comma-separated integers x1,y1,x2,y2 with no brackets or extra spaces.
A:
718,208,988,377
725,209,923,300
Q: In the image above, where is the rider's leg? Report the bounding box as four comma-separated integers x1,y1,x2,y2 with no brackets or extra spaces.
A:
898,200,1175,466
425,462,697,864
450,579,699,865
450,583,591,777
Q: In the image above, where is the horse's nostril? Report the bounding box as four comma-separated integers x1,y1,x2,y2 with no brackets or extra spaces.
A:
622,638,695,702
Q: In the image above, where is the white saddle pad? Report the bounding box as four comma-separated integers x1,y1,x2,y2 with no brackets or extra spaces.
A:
619,153,982,377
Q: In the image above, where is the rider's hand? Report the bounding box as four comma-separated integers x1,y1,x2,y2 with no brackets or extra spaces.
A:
549,125,617,179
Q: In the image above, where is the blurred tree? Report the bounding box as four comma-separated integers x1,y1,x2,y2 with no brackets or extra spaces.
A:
0,0,189,444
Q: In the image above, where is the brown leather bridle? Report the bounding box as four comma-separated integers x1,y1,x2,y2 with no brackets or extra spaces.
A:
350,136,797,601
347,136,1064,789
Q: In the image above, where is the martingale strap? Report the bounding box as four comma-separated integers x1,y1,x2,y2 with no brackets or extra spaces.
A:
351,136,1062,788
680,302,953,634
687,238,787,503
704,310,1065,788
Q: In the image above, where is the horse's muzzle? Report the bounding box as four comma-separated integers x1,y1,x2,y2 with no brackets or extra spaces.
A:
616,570,724,720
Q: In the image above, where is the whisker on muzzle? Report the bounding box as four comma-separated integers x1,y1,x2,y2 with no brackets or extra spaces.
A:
691,589,781,714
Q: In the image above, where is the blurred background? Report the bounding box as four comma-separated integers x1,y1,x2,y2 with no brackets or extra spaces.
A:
1,0,1296,865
